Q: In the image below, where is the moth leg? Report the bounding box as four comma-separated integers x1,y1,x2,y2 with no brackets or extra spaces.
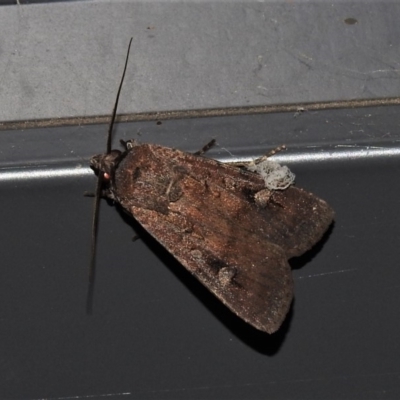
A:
224,145,286,168
120,139,139,150
193,139,216,156
253,145,286,164
251,145,286,166
83,190,108,199
132,234,140,242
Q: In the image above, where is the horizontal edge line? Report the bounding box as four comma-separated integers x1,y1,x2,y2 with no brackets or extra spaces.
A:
0,97,400,131
1,146,400,182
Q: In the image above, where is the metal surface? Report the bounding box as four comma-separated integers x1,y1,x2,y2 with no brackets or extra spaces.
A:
1,2,400,122
1,105,400,399
2,1,400,398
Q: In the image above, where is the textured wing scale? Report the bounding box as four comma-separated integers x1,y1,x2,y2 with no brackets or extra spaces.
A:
110,144,334,333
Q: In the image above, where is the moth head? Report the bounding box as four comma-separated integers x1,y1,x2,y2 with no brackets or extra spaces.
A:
90,150,122,181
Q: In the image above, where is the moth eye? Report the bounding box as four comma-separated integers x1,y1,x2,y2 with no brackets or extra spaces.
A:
218,267,237,286
103,172,111,180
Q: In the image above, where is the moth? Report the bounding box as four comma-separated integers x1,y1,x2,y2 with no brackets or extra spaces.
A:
88,39,334,334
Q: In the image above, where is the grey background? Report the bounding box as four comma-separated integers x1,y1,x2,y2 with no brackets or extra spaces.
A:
1,1,400,400
0,1,399,122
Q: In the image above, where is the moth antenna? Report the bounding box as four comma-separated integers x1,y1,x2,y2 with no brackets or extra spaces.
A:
87,172,104,314
107,37,133,154
87,38,133,314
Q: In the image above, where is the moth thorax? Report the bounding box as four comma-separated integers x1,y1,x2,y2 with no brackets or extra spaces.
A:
90,150,122,177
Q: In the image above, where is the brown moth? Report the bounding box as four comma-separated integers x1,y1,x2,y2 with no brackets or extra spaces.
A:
88,39,334,334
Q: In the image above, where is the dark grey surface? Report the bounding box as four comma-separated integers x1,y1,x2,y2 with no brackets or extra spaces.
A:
1,105,400,399
2,1,400,398
1,1,400,122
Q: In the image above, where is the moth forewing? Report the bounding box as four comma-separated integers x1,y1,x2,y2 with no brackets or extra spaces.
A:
91,143,334,333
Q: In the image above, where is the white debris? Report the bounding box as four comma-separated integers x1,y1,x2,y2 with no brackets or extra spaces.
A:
246,159,295,190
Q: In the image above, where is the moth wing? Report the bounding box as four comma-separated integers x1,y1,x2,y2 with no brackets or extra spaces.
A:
112,144,333,332
121,144,334,259
250,186,334,258
113,145,294,333
132,205,293,334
